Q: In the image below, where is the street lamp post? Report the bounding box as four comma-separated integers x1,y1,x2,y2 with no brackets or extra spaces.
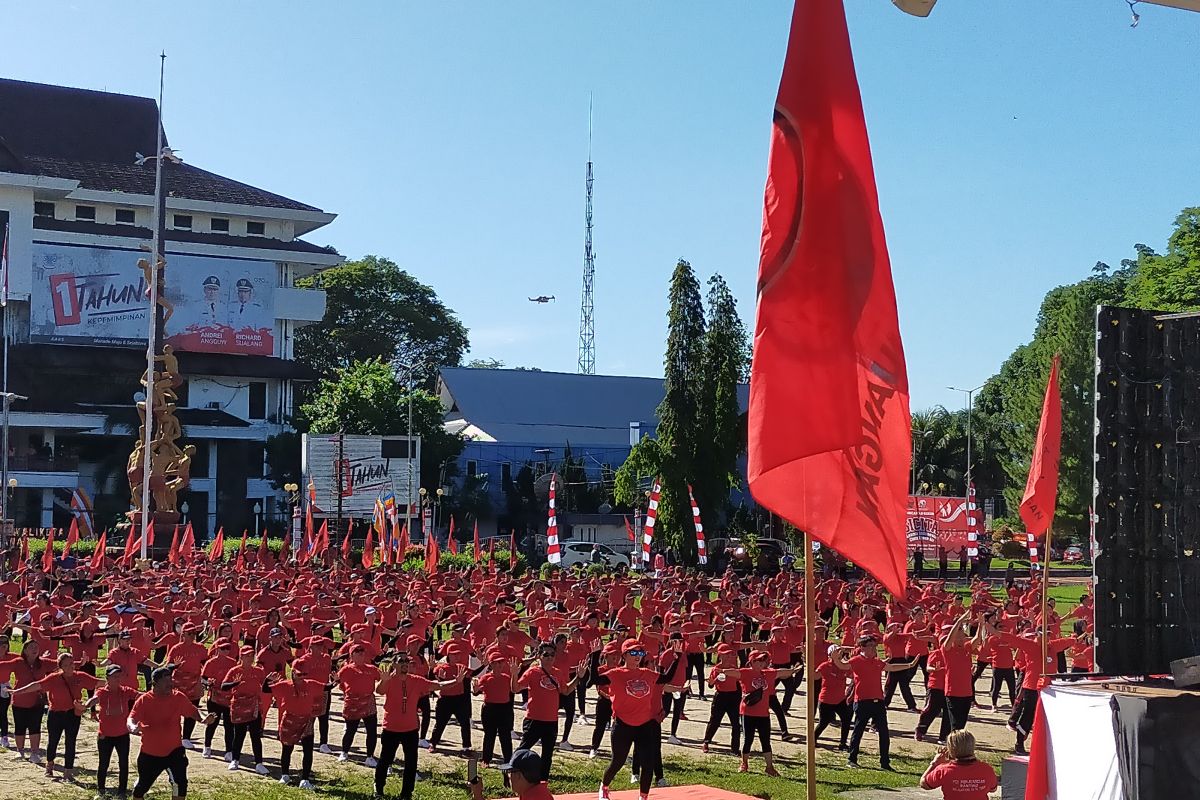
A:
947,384,985,494
253,502,262,536
180,501,188,524
418,487,428,542
283,482,300,558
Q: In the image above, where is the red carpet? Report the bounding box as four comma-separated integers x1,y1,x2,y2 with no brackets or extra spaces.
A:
500,788,760,800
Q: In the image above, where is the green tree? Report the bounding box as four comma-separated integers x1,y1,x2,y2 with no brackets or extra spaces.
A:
295,256,469,385
299,358,464,489
654,259,707,559
1121,209,1200,310
694,274,748,539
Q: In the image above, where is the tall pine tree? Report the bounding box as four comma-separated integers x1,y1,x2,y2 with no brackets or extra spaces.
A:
655,260,707,559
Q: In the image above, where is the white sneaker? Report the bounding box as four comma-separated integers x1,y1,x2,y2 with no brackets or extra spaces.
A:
29,752,42,765
365,756,378,768
182,739,195,750
0,736,9,749
668,735,683,746
299,779,315,790
656,778,669,788
558,740,574,752
202,746,212,758
418,739,432,749
227,761,239,772
630,772,639,784
580,715,591,726
338,753,349,762
319,744,332,755
225,752,234,763
589,748,598,759
255,763,269,776
280,775,292,786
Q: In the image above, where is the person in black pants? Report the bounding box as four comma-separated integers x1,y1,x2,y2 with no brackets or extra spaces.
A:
375,654,463,800
130,667,216,800
86,666,139,799
588,645,621,758
0,633,11,748
700,645,741,755
834,640,918,770
517,641,584,781
473,650,518,765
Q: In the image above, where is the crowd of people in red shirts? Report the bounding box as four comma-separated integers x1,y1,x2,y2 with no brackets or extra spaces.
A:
0,545,1094,800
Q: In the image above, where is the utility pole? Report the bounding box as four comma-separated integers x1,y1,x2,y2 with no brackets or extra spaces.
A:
577,95,596,375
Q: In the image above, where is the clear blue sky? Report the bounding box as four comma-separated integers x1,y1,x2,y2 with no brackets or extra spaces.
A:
4,1,1198,410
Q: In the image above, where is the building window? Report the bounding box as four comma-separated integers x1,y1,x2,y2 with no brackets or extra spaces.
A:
210,217,230,232
115,208,136,224
501,462,512,486
173,214,193,230
34,201,55,218
247,443,265,479
467,460,478,477
190,440,210,478
246,221,265,236
247,381,266,420
75,205,96,221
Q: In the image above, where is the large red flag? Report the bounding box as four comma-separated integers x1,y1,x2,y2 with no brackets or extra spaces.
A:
167,525,181,566
63,519,80,559
89,530,107,576
747,0,910,596
1020,355,1062,538
473,521,481,565
209,527,225,563
42,528,56,573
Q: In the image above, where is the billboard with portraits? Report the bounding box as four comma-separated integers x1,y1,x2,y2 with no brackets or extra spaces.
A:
30,243,275,356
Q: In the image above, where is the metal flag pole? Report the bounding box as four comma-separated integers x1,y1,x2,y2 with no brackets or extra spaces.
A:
140,53,167,560
804,530,817,800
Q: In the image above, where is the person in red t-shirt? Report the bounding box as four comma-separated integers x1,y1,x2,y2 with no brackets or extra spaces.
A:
200,637,236,759
473,648,519,766
814,645,853,750
0,636,55,760
939,612,980,735
11,651,96,780
129,666,215,800
84,664,140,799
517,641,584,782
718,649,800,778
270,661,323,789
375,651,462,800
220,646,269,774
595,638,683,799
920,730,998,800
837,635,918,771
700,644,742,756
337,643,381,765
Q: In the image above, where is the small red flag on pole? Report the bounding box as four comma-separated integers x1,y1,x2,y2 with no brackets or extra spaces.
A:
89,530,107,576
314,520,330,558
235,529,249,572
362,526,375,570
180,522,195,563
63,519,79,559
747,0,910,596
425,532,440,575
1020,355,1063,539
167,525,181,566
447,516,458,556
473,521,481,564
42,528,56,573
258,528,272,569
341,519,354,563
209,527,225,563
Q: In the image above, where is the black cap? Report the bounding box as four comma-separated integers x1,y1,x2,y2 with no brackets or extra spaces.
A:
150,666,174,685
105,664,123,677
236,278,253,290
497,749,542,783
202,275,221,288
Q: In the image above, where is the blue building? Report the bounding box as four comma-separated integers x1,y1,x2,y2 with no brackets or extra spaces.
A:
435,367,749,542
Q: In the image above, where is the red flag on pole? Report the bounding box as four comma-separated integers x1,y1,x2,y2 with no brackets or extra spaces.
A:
397,523,409,562
341,519,354,563
209,527,225,563
473,521,481,564
121,529,140,566
42,528,56,573
425,533,440,575
487,536,496,569
89,530,107,576
235,530,249,573
314,520,330,558
258,528,272,569
180,522,195,563
63,518,80,560
508,529,517,571
168,525,181,566
747,0,910,596
144,520,155,550
278,529,291,564
18,533,28,572
447,516,458,556
362,526,375,570
1020,355,1063,538
624,516,635,542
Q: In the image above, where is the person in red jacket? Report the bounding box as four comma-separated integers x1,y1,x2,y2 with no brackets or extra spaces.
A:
270,660,323,789
836,636,919,770
220,646,269,774
719,649,800,778
594,638,683,800
84,664,140,799
517,640,584,782
337,643,381,766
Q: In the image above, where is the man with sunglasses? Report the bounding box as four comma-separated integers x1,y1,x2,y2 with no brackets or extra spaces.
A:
517,641,584,782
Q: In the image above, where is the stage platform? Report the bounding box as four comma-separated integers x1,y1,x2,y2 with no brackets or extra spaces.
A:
501,787,759,800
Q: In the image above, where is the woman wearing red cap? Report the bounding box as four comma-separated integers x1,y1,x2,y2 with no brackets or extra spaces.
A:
199,638,236,759
700,644,741,756
337,643,381,766
270,660,323,789
588,642,623,759
11,651,96,781
594,637,684,800
473,649,519,767
0,635,54,761
219,646,269,774
813,645,853,750
165,624,207,750
293,636,336,754
84,664,140,799
718,648,798,777
517,640,586,782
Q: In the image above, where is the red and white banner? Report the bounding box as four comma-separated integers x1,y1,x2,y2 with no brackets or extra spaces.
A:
1027,532,1040,566
546,475,561,564
687,484,707,565
906,495,974,554
965,484,982,558
643,479,661,564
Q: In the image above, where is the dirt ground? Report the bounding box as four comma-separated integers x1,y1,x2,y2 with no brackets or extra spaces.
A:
0,664,1022,799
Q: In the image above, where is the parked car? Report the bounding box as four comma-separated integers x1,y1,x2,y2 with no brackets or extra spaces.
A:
722,537,789,575
1063,545,1085,563
560,541,629,569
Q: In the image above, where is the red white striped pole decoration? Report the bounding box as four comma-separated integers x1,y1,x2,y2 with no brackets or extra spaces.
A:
687,483,707,565
1027,532,1040,566
643,479,661,564
546,475,561,564
965,484,981,558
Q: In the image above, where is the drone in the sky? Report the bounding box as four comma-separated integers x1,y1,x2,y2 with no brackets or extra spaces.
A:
528,295,555,304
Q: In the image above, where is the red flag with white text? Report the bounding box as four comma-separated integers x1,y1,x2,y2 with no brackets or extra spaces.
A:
747,0,910,595
1020,355,1062,539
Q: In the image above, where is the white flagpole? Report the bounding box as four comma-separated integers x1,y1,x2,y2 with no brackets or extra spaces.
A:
140,53,166,560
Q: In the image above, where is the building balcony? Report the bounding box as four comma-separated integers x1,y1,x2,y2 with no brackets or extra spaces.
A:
9,453,80,472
